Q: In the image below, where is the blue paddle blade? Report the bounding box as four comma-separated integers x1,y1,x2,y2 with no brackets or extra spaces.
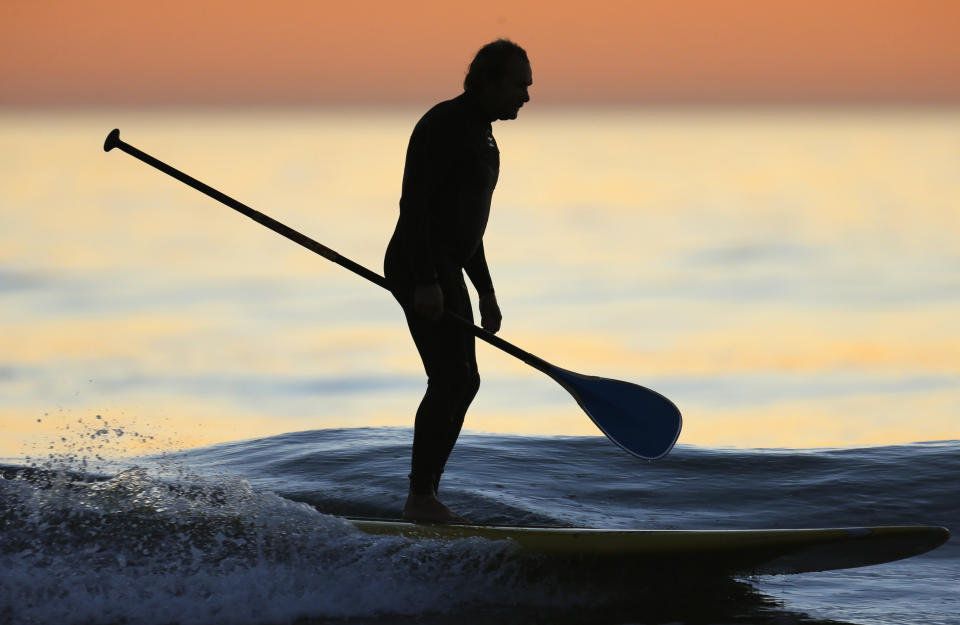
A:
547,366,682,460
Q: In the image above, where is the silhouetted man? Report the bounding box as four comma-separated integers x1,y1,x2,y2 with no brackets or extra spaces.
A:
384,40,532,523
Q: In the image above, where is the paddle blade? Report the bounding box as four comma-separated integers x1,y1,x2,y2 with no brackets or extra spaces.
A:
547,366,681,460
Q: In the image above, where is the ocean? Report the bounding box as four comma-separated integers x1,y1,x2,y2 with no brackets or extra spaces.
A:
1,107,958,622
2,107,958,452
1,430,957,624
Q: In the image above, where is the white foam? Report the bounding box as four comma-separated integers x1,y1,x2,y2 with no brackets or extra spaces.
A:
1,465,584,625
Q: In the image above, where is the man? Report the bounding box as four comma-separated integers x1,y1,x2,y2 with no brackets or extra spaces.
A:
384,40,532,523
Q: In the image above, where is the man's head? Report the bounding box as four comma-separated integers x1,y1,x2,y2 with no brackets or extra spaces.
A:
464,39,532,121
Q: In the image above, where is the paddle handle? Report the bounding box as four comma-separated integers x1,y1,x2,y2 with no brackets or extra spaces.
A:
104,129,387,289
103,129,554,374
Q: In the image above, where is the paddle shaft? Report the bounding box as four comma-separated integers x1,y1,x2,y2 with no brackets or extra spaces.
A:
103,129,554,374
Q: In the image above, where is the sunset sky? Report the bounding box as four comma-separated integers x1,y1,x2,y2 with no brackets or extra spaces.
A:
3,0,959,107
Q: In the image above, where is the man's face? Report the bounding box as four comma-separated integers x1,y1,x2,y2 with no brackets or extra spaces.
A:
486,57,532,121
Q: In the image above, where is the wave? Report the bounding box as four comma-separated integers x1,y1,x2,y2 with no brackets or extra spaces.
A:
1,429,956,624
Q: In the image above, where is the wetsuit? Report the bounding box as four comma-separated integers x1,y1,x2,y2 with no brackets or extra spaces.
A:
384,92,499,496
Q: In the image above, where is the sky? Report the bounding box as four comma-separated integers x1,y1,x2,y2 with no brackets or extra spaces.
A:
2,0,960,107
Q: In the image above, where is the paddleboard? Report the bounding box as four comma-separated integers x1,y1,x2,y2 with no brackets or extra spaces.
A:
348,518,949,575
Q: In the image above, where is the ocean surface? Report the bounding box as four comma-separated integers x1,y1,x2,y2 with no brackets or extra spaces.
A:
1,108,959,622
1,428,957,625
2,108,958,454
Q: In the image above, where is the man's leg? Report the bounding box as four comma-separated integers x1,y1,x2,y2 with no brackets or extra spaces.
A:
403,272,479,521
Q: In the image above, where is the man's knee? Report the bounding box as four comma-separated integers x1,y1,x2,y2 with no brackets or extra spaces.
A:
464,368,480,398
429,363,480,397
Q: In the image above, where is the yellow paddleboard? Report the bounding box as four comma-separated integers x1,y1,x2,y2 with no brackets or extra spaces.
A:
349,519,949,575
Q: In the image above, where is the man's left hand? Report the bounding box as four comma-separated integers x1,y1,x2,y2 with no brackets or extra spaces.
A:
479,292,502,334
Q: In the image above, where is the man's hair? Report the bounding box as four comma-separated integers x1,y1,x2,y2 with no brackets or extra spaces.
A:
464,39,528,93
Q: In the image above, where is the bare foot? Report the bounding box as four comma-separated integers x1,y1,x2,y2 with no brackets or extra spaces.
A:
403,492,469,524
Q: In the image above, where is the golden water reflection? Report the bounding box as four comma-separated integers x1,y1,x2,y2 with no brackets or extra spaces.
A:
1,108,958,457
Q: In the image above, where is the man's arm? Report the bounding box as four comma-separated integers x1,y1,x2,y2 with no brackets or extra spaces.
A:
465,243,501,333
464,242,493,296
398,116,449,287
399,115,454,320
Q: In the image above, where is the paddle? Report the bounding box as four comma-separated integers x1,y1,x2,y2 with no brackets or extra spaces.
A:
103,128,682,460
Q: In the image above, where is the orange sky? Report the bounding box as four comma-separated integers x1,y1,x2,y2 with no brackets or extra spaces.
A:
2,0,959,106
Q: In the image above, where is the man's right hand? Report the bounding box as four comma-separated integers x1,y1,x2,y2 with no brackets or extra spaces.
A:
413,283,444,320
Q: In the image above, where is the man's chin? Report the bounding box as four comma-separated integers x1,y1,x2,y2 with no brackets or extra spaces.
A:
499,109,521,121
